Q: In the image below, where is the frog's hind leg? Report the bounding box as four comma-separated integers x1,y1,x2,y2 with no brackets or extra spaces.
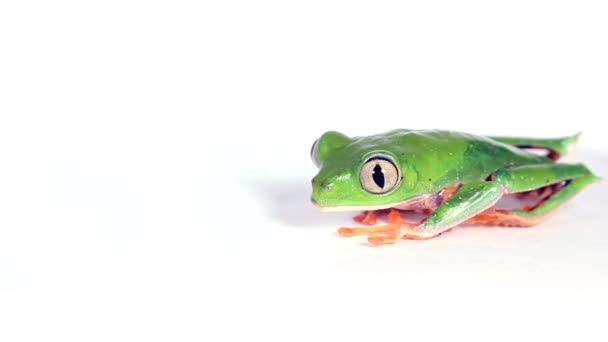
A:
469,163,600,227
489,133,581,161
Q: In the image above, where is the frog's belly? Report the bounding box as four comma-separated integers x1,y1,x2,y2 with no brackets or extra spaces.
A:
392,192,442,211
393,184,461,211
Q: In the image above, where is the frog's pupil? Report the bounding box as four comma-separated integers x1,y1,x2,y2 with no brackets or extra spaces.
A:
372,164,385,188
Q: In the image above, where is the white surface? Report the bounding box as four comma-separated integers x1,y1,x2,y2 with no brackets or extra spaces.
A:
1,1,608,341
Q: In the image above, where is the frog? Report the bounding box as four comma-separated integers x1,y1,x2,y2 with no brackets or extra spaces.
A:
310,129,601,246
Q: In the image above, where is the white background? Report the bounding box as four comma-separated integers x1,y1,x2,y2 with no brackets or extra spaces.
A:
1,1,607,341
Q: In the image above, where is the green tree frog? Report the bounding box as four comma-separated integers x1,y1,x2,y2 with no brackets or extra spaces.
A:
310,129,600,246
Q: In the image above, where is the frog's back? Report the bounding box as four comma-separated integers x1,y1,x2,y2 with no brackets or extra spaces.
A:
372,129,551,192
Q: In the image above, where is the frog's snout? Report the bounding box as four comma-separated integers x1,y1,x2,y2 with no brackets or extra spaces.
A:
311,176,335,208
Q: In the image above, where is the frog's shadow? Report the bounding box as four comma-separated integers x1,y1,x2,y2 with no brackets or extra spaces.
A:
248,179,352,228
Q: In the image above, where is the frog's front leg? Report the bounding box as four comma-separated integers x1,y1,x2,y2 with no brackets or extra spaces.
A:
365,182,505,246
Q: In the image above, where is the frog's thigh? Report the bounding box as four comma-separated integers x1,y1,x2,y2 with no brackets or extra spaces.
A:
419,181,505,236
473,163,599,226
494,163,593,193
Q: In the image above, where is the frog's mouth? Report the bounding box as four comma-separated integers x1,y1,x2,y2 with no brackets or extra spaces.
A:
311,199,402,212
311,193,439,212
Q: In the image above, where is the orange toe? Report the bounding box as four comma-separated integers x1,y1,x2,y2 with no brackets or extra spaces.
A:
387,209,403,223
361,213,377,225
368,236,385,246
338,227,354,237
368,235,400,246
522,204,534,212
353,212,367,223
353,211,378,225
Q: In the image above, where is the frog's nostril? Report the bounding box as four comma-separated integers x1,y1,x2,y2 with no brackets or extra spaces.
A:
313,177,333,192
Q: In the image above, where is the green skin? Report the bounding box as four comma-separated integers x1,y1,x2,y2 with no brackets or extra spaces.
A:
310,129,600,244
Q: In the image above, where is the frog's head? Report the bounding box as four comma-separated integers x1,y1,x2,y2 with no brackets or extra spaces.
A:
310,131,418,211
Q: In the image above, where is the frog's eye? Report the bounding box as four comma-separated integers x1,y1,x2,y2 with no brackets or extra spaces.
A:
311,139,321,167
360,157,400,194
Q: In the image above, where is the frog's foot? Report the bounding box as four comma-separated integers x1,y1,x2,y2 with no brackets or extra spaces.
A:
367,227,431,246
339,210,426,245
468,209,542,227
352,210,379,225
339,209,403,237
